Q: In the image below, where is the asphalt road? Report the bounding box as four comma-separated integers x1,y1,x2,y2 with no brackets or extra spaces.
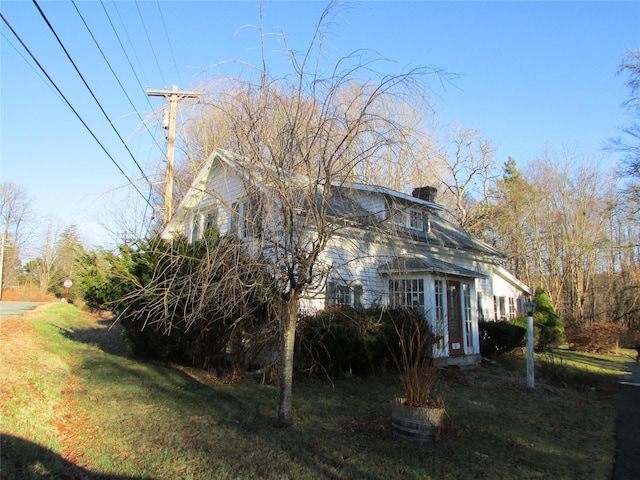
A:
614,360,640,480
0,301,42,320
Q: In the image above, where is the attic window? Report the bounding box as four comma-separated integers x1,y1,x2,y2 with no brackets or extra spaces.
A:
190,205,218,242
409,210,423,230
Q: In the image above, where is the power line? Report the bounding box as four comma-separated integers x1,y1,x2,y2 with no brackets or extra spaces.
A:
99,0,154,110
101,0,167,152
155,0,183,87
0,11,154,209
134,0,166,87
32,0,152,187
70,0,164,155
1,31,63,103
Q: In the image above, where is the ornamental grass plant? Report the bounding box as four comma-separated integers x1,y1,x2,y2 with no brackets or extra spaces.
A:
388,309,444,408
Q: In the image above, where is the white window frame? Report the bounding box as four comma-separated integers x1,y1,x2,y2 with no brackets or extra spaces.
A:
463,282,473,351
190,205,218,242
409,209,424,231
389,278,425,308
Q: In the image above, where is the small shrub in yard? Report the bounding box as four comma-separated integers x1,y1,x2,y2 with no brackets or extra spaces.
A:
479,320,526,357
512,288,565,352
566,321,623,354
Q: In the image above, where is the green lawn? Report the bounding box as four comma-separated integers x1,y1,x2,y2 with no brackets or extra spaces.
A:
1,304,627,479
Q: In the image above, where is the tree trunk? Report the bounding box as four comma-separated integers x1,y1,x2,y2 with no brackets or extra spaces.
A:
276,295,298,427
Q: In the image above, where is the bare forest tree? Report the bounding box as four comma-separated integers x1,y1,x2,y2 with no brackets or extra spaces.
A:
0,182,33,291
33,217,64,295
154,2,444,426
610,48,640,212
427,126,499,234
487,157,535,283
488,151,627,326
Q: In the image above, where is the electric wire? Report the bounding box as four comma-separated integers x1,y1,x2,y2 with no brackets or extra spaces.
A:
70,0,164,155
155,0,183,87
99,0,154,110
103,0,167,155
0,12,154,209
31,0,152,187
1,31,63,103
134,0,166,87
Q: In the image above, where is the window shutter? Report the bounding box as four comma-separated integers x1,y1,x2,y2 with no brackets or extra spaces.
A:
326,281,336,307
353,285,363,309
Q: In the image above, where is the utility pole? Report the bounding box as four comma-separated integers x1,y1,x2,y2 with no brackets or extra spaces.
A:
147,85,200,226
0,235,4,300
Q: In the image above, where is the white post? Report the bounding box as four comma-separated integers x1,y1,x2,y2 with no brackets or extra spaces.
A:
527,313,534,388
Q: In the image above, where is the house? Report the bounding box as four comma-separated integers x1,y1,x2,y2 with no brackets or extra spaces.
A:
162,148,531,367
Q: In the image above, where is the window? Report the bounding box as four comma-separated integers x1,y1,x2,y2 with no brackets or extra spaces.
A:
202,208,218,234
327,282,363,308
499,297,506,320
230,201,251,237
389,205,426,231
435,279,445,347
191,214,201,242
463,283,473,351
353,285,363,309
409,210,423,230
335,284,351,306
493,295,514,320
190,206,218,242
389,279,424,308
508,297,516,319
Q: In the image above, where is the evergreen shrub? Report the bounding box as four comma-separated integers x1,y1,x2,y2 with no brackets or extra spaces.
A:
298,307,416,377
479,320,526,357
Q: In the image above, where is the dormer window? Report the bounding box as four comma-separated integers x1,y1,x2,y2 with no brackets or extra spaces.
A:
409,209,423,230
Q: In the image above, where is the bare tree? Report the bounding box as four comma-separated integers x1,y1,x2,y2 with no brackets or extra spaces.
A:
427,127,499,233
489,149,617,323
0,182,33,290
609,49,640,211
167,2,441,426
34,217,65,295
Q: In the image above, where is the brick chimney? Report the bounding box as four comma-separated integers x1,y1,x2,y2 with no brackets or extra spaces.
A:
411,186,437,203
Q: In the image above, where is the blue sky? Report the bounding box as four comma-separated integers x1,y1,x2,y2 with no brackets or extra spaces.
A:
1,1,639,249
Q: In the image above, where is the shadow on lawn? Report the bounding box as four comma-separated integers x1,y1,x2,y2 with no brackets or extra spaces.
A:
59,317,133,357
61,322,397,479
63,319,609,479
0,433,156,480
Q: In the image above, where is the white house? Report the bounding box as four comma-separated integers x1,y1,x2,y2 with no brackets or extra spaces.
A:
162,148,531,367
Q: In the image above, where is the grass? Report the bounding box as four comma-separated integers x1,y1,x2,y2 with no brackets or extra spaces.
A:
1,304,628,479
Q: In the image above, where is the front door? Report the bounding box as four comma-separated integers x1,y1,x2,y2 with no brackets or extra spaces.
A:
447,281,464,355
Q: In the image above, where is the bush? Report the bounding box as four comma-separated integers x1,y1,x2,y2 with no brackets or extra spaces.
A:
479,320,526,357
566,322,623,354
76,233,275,373
510,288,565,352
298,307,394,377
